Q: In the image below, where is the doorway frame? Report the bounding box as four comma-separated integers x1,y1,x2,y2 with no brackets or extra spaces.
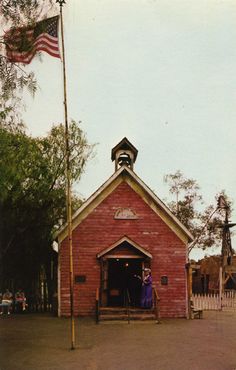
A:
97,236,152,307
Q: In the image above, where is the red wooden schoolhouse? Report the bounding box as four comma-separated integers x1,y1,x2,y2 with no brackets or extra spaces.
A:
57,138,193,318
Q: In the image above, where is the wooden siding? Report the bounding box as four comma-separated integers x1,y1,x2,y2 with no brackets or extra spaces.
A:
59,181,187,318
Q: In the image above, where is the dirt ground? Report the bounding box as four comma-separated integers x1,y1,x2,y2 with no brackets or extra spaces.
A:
0,311,236,370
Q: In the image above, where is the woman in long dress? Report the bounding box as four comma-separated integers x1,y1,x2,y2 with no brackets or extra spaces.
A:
141,268,152,308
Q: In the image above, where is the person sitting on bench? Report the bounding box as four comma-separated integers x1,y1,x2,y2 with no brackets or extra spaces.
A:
0,289,13,315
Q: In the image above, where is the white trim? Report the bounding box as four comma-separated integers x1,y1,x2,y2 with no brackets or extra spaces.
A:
56,166,124,240
103,255,146,259
124,167,193,241
56,165,194,243
97,236,153,259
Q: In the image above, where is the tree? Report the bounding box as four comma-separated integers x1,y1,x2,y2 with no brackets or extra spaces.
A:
164,170,202,231
0,122,95,297
197,191,234,251
0,2,96,305
0,0,54,127
163,170,233,252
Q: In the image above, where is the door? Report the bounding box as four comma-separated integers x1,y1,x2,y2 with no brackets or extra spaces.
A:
107,258,143,307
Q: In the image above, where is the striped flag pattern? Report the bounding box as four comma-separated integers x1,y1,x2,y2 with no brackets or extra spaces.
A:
4,16,60,64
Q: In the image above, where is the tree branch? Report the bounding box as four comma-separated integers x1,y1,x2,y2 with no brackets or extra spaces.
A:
188,207,219,254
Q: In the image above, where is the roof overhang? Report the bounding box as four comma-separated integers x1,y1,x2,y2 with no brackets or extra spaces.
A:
111,137,138,162
97,236,153,259
56,165,194,245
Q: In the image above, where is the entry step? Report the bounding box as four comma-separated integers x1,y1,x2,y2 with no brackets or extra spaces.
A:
99,313,156,321
100,307,154,313
98,307,156,321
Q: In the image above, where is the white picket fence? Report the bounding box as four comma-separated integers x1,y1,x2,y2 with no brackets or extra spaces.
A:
192,291,236,311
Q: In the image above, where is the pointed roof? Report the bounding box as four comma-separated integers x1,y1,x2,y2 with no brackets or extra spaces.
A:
97,236,153,259
111,137,138,162
56,165,194,244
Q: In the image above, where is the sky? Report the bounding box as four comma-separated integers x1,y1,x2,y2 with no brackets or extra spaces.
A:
20,0,236,260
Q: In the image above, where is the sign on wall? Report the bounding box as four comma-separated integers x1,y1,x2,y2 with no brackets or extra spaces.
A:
114,207,138,219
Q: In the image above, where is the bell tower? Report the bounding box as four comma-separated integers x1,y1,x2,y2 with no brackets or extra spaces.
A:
111,137,138,171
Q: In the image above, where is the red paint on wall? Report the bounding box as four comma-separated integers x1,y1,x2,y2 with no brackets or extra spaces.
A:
59,181,187,318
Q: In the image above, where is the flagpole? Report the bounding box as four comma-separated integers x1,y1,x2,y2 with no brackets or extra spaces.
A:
56,0,75,350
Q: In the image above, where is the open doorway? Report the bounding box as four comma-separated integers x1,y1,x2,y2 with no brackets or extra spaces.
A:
107,258,143,307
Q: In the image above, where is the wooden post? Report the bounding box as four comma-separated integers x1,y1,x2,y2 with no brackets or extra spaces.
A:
57,0,75,350
186,263,192,319
219,266,222,311
95,288,100,324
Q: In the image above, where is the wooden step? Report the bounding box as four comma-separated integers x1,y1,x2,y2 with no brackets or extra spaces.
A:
99,313,156,321
100,307,154,313
99,307,128,313
99,314,130,321
98,306,156,321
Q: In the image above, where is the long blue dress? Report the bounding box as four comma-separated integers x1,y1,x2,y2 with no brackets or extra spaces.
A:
141,274,152,308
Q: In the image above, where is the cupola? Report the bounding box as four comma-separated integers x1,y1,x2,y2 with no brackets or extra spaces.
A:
111,137,138,171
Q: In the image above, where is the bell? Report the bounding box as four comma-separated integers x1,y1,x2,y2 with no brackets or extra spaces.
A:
118,153,131,167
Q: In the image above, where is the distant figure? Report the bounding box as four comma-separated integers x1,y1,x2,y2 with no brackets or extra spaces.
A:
15,289,27,313
0,292,2,314
141,268,152,308
134,268,153,308
1,289,13,315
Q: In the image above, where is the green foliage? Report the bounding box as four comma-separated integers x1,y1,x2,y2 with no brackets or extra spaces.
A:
0,1,94,295
164,170,203,231
0,55,37,127
40,121,96,190
164,170,233,252
1,0,54,25
0,0,54,125
0,123,94,288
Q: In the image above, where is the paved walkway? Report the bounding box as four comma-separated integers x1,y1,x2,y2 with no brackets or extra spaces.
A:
0,311,236,370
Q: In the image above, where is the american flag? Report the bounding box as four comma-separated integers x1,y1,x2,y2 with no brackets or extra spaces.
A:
4,16,60,64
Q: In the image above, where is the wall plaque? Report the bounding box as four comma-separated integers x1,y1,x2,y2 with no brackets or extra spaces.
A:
114,207,138,220
161,276,168,285
75,275,86,284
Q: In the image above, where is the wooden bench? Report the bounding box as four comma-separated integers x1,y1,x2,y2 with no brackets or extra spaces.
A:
190,300,203,319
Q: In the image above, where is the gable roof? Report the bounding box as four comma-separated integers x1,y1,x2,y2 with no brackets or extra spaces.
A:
56,165,194,244
111,137,138,162
97,236,153,259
